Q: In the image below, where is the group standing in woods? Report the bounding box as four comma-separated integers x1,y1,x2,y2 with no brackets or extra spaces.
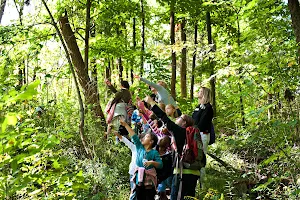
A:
104,76,214,200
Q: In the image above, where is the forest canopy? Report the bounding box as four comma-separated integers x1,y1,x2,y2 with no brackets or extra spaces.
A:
0,0,299,199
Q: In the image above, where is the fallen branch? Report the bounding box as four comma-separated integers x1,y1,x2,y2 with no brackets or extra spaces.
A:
207,153,238,172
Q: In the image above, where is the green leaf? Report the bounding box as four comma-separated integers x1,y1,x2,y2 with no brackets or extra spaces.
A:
11,80,40,101
1,113,17,133
52,160,61,169
76,170,83,177
7,114,17,125
1,117,8,133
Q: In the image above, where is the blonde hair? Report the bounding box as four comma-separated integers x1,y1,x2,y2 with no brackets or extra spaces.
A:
166,104,178,118
157,81,168,89
200,87,211,104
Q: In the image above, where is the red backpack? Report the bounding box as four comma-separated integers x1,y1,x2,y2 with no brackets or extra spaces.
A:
181,126,206,170
172,126,206,200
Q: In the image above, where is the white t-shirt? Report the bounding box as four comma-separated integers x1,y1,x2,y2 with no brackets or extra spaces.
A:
121,136,137,175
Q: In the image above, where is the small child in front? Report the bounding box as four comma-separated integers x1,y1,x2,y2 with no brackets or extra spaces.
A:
120,117,163,200
156,136,173,200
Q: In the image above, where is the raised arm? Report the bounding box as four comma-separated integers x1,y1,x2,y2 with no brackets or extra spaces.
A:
134,75,164,92
105,79,118,93
114,131,135,151
120,117,143,149
144,96,186,149
108,85,118,93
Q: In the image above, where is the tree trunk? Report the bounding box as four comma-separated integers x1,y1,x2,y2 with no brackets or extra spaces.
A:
59,13,105,122
170,0,176,99
106,58,111,80
117,24,124,80
118,57,123,81
236,15,245,126
91,61,98,88
140,0,145,75
84,0,91,72
0,0,7,24
42,0,92,158
206,11,216,116
23,65,26,84
190,22,197,100
131,17,136,84
288,0,300,63
180,18,187,98
18,66,23,88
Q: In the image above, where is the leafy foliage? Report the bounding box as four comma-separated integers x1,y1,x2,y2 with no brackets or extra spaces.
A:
0,0,299,199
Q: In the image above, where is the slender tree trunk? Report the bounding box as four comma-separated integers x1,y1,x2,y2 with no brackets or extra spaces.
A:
111,57,115,84
106,58,111,80
117,25,124,80
190,22,197,100
118,57,123,81
0,0,7,24
140,0,145,75
288,0,300,64
42,0,92,158
13,0,23,25
170,0,176,99
59,13,105,122
206,11,216,116
18,66,23,88
236,15,245,126
105,58,111,99
14,0,25,88
33,68,36,81
180,18,187,98
91,61,98,87
26,57,28,84
23,65,26,84
131,17,136,84
84,0,91,72
267,92,273,120
133,18,136,48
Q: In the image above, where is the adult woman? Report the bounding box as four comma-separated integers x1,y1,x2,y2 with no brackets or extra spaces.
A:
105,79,132,137
144,96,202,200
192,87,213,154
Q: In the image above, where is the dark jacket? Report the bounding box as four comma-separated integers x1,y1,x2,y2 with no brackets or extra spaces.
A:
151,105,186,161
192,103,213,133
108,85,131,107
155,150,173,183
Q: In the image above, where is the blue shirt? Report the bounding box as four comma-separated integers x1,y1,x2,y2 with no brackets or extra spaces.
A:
131,134,163,170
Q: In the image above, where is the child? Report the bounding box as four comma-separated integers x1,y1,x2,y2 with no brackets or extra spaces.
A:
120,117,163,200
113,126,138,200
165,104,178,121
144,96,205,200
131,109,143,135
156,136,173,200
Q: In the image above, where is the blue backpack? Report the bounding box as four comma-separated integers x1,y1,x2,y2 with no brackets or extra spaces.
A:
209,123,216,145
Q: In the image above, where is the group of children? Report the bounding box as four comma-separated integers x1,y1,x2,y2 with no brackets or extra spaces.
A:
104,75,214,200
